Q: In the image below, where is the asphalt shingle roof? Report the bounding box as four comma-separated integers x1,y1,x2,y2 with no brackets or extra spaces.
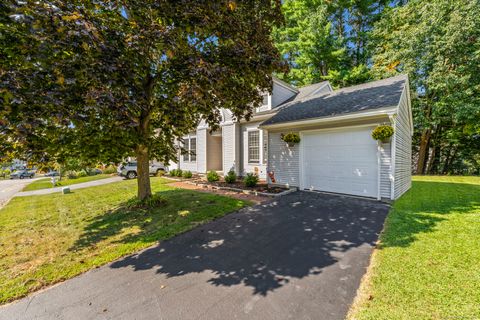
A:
262,75,407,127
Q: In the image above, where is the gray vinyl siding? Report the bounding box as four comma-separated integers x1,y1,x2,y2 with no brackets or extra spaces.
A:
311,83,333,95
267,131,300,187
267,122,393,198
272,82,297,108
393,89,412,199
222,123,238,175
379,142,392,198
196,128,207,173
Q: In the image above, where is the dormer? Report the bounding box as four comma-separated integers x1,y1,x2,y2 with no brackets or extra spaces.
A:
255,77,298,113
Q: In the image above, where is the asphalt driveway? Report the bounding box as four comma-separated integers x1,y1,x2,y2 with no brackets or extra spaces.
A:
0,191,389,320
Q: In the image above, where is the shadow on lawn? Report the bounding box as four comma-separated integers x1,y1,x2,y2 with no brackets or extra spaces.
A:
71,189,244,251
106,191,390,296
379,180,480,248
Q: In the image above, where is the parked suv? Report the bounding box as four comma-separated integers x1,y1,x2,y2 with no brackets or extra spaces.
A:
10,170,35,179
118,162,166,179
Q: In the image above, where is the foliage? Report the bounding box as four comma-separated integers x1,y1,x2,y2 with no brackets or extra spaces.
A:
76,170,88,178
273,0,393,87
371,0,480,174
243,173,259,187
65,171,78,179
124,194,166,210
175,169,183,177
0,169,10,178
0,177,248,304
349,176,480,319
207,170,220,182
0,0,285,200
182,170,193,179
224,170,237,183
281,132,301,144
169,169,178,177
371,125,394,142
103,165,117,174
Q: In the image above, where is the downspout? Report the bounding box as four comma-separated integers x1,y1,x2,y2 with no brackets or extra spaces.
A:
377,141,381,201
390,114,396,200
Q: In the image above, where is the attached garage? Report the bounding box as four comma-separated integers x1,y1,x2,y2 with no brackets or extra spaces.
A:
300,127,378,198
262,75,413,201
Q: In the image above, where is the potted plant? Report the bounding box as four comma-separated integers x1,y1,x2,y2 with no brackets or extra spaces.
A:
281,132,301,147
371,125,394,143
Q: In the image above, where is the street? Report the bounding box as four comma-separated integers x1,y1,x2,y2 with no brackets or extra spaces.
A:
0,178,40,208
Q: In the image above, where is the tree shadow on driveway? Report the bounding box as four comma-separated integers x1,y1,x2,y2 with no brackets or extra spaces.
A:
110,191,390,296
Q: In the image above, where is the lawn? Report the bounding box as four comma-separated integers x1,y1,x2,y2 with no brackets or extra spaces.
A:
22,174,113,191
0,177,248,304
349,176,480,320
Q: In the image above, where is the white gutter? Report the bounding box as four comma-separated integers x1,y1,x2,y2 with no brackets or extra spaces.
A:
260,107,397,130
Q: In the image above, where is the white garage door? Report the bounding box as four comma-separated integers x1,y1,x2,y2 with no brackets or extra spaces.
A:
301,127,378,198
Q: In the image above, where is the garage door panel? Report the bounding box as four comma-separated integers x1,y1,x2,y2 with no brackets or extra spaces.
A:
302,127,378,198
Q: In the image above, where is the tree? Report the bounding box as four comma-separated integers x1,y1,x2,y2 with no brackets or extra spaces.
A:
371,0,480,174
1,0,285,200
273,0,347,86
273,0,394,87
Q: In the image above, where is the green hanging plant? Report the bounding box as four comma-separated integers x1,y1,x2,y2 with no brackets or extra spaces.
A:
281,132,301,145
372,125,394,143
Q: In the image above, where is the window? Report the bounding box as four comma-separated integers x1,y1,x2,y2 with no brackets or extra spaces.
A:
262,94,269,106
190,137,196,162
183,137,196,162
248,130,260,163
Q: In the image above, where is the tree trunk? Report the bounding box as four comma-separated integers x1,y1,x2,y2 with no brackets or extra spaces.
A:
426,145,436,175
136,145,152,201
416,128,431,175
442,146,458,175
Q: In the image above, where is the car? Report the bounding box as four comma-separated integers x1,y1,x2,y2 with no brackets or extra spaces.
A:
91,168,103,175
118,162,166,179
10,170,35,179
45,171,60,177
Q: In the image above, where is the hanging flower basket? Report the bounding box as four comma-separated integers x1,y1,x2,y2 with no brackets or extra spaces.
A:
372,125,394,143
281,132,301,147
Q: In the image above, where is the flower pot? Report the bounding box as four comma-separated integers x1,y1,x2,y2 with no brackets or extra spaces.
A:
381,138,391,144
287,142,295,148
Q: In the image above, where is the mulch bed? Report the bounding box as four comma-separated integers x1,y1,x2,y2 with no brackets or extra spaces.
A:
166,181,270,204
193,180,288,194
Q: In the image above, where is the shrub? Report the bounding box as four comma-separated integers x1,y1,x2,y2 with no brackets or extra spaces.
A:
243,173,259,187
4,168,10,176
207,170,219,182
125,194,166,210
156,170,165,177
66,171,78,179
175,169,183,177
224,170,237,183
169,169,178,177
76,170,88,178
371,125,394,142
182,170,193,178
103,165,117,174
281,132,301,144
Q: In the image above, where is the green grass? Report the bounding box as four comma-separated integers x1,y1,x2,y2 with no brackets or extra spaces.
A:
349,176,480,320
0,177,248,304
22,174,113,191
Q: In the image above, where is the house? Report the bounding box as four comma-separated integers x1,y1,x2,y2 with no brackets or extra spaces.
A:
173,75,412,200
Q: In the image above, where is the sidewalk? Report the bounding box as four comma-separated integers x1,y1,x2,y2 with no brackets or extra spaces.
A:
15,176,124,197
